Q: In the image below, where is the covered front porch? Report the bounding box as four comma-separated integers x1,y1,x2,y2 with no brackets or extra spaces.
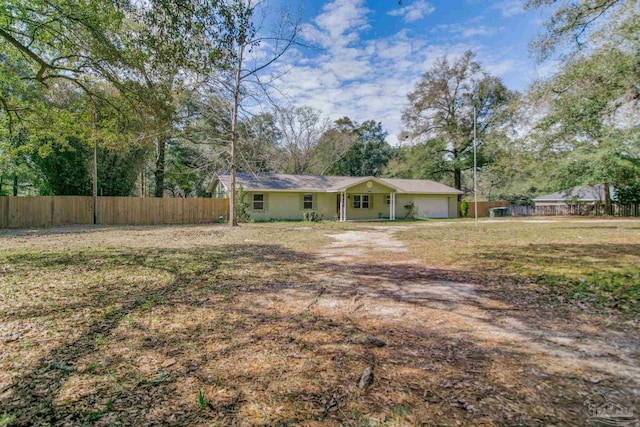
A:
332,178,399,222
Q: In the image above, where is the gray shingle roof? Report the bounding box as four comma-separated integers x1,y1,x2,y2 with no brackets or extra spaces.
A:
214,173,462,194
533,184,617,202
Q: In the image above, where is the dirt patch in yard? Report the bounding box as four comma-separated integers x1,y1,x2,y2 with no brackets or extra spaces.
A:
320,226,410,262
307,225,640,424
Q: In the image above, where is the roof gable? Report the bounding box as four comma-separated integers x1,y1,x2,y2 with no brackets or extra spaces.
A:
328,176,402,192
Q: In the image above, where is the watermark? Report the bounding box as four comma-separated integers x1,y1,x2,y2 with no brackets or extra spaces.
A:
584,392,638,426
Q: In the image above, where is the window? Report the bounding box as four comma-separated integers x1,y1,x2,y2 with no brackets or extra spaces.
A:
303,194,313,210
353,194,369,209
385,195,391,205
253,194,264,210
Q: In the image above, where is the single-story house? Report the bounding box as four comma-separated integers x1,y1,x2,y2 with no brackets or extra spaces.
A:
209,173,462,221
533,184,617,207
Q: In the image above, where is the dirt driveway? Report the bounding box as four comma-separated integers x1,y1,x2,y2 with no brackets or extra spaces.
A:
297,226,640,424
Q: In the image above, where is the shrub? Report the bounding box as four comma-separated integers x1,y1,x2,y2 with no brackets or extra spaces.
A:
404,201,417,219
459,200,469,217
235,185,251,222
615,184,640,204
302,211,320,222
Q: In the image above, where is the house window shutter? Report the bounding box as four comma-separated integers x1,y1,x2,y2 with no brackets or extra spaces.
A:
369,195,374,209
263,193,269,211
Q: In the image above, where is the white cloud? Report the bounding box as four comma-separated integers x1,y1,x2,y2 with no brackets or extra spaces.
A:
314,0,371,46
484,58,517,76
263,0,530,145
387,0,435,23
492,0,526,17
432,23,504,38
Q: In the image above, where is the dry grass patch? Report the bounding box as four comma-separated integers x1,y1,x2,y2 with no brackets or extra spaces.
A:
0,219,638,426
397,218,640,314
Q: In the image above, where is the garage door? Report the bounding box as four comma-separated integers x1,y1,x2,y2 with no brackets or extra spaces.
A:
413,195,449,218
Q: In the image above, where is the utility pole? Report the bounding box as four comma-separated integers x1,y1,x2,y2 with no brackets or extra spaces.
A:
473,106,478,230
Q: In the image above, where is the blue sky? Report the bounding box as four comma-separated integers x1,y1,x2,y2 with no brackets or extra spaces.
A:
260,0,555,144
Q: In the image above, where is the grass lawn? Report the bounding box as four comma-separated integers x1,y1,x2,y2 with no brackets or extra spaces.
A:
0,218,638,426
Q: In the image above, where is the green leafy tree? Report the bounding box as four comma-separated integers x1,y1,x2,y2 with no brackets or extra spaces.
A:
97,146,148,196
31,137,92,195
328,120,392,177
164,140,213,197
615,184,640,204
402,51,514,195
530,45,639,211
31,136,147,196
385,139,455,187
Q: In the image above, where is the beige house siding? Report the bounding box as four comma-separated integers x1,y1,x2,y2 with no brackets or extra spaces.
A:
244,192,336,221
245,192,453,220
448,196,458,218
242,191,399,220
212,181,227,198
340,179,395,219
345,193,391,219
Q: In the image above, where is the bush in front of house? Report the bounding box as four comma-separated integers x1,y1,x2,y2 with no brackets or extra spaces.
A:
303,211,320,222
459,200,468,217
236,185,251,222
404,202,417,219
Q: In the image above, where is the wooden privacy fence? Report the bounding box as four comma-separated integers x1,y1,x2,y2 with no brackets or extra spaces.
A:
509,203,640,217
459,201,508,218
0,196,229,229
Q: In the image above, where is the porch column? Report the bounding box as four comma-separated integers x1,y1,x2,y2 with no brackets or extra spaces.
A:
340,192,346,222
390,192,396,220
343,192,347,221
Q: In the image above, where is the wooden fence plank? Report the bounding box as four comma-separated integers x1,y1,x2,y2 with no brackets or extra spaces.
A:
1,196,230,228
508,203,640,217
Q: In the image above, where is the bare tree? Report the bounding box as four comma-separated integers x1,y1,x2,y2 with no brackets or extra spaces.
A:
273,106,331,174
213,0,302,226
526,0,632,61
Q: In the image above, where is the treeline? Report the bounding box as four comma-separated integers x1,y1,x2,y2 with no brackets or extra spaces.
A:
388,0,640,206
1,0,639,209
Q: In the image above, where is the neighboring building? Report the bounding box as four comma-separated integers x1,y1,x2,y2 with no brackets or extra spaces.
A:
209,173,462,221
533,184,617,207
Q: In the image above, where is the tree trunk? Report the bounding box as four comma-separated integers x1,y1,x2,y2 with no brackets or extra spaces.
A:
154,138,165,198
0,174,3,195
603,182,612,215
454,168,462,201
140,168,146,197
13,172,18,196
229,44,245,227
